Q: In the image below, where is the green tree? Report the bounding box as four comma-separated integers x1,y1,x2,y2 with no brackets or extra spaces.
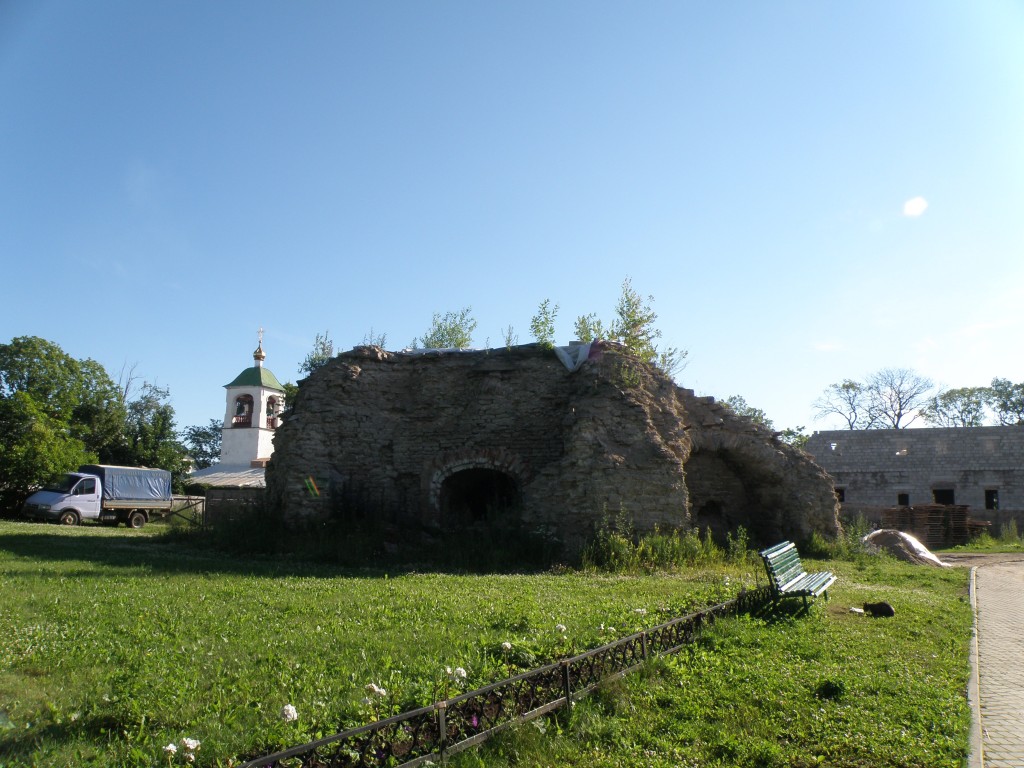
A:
725,394,807,447
112,383,190,487
0,337,126,512
529,299,559,348
573,313,608,344
987,378,1024,425
574,278,687,376
182,418,223,469
611,278,661,361
724,395,773,428
922,387,990,427
0,392,94,513
778,426,809,449
300,330,334,376
73,358,128,459
414,307,477,349
813,379,872,430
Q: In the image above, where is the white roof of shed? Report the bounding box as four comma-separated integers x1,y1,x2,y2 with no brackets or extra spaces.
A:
189,464,266,488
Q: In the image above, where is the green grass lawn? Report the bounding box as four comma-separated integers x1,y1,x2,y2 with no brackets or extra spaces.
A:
0,521,972,767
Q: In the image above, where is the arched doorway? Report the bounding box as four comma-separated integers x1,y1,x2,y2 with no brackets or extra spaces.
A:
439,468,519,528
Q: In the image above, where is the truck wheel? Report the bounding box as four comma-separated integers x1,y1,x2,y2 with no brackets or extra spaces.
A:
58,510,80,526
127,511,146,529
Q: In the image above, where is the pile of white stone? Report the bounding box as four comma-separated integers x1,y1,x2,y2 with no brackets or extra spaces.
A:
861,529,949,567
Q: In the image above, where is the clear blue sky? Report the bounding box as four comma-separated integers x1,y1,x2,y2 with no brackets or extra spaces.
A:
3,1,1023,435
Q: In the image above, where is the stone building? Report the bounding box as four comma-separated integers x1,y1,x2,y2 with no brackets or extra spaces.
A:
805,427,1024,527
266,342,840,555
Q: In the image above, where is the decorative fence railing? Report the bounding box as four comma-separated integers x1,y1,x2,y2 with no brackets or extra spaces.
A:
240,586,772,768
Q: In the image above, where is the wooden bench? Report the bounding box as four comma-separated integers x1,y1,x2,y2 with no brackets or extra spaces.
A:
759,541,836,610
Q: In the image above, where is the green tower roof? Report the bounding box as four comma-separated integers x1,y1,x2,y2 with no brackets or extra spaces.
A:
224,366,285,392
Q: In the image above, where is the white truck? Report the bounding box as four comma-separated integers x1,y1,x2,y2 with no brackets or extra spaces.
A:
22,464,174,529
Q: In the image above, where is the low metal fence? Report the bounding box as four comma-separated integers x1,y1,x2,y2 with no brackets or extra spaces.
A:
240,586,771,768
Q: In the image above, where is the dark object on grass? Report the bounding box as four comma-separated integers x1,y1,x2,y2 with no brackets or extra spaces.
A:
815,678,846,700
863,601,895,618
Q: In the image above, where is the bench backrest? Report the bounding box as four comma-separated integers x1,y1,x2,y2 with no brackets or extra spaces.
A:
760,541,805,591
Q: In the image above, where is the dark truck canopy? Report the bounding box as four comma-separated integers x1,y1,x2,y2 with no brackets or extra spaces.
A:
77,465,172,502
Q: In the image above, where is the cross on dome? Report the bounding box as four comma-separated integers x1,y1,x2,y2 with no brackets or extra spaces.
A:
254,327,266,366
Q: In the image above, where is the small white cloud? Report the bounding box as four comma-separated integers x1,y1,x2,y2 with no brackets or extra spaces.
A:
903,196,929,217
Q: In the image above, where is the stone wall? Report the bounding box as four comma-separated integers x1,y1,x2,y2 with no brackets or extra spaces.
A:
805,427,1024,525
266,343,840,555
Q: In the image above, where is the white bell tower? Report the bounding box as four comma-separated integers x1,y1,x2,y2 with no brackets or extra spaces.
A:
219,329,286,468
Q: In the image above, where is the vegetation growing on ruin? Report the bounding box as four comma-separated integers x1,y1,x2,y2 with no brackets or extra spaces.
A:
0,520,970,768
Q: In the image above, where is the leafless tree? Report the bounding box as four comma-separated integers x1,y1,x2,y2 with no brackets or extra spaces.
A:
116,361,141,407
865,368,934,428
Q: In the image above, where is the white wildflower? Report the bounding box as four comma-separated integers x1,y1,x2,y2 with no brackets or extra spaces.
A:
280,704,298,722
555,624,567,633
501,642,512,652
633,608,647,616
365,682,387,697
181,737,201,752
447,665,467,681
163,743,178,755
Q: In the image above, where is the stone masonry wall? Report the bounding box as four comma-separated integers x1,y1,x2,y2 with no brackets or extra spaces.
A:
266,343,840,555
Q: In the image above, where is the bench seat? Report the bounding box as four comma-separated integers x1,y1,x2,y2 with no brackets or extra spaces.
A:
760,541,836,609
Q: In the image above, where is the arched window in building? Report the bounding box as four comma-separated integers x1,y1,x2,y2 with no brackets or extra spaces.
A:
233,394,254,427
266,396,280,429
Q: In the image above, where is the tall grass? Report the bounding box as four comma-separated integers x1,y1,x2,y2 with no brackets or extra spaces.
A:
581,510,753,572
947,516,1024,552
998,518,1020,544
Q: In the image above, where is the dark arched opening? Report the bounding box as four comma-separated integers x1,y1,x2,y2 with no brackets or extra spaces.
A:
686,449,755,544
266,396,280,429
439,468,519,528
232,394,253,427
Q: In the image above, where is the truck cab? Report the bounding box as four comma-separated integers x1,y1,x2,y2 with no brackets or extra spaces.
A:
22,472,101,525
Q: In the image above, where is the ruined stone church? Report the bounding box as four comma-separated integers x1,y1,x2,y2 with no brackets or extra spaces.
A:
266,342,839,555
